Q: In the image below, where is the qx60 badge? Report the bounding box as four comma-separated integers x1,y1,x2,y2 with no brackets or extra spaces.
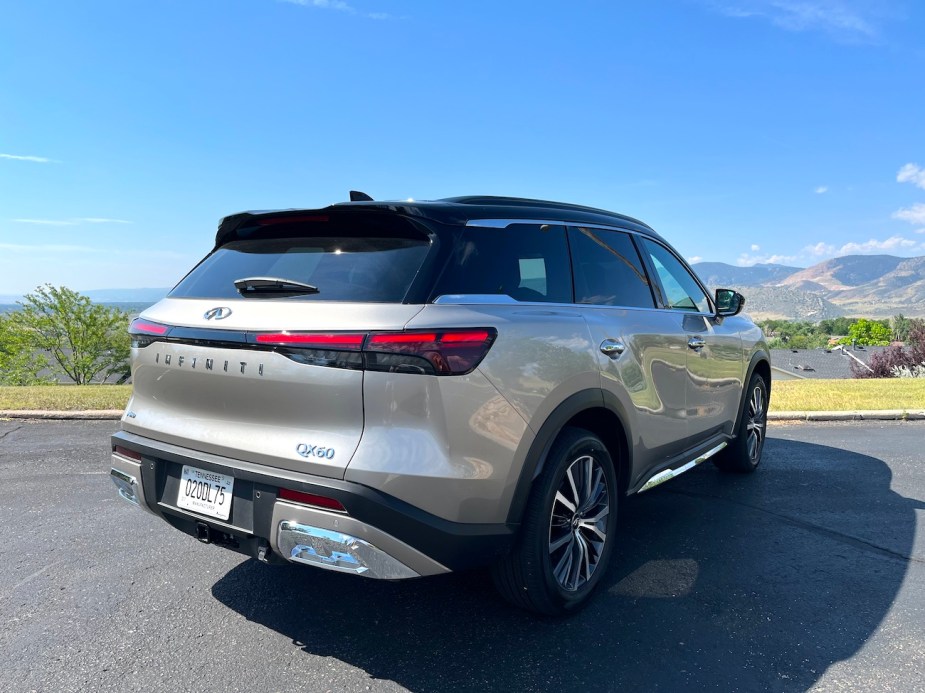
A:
204,306,232,320
297,443,336,460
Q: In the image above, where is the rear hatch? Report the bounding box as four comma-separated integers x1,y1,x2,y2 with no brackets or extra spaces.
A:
122,211,435,479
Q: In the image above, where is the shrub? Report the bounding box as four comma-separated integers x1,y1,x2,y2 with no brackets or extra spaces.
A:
854,324,925,378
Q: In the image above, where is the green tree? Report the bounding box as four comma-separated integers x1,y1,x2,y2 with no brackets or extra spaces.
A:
842,318,892,347
0,313,51,384
7,285,131,385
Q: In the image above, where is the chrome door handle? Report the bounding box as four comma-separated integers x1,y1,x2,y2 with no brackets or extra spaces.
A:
600,338,626,359
688,336,706,350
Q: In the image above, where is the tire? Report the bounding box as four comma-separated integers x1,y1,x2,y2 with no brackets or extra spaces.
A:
714,372,769,473
492,427,619,616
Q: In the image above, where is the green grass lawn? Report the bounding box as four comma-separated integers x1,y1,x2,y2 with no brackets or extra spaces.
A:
770,379,925,412
0,379,923,413
0,385,132,411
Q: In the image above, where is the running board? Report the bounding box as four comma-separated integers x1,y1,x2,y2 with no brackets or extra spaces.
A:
638,442,728,493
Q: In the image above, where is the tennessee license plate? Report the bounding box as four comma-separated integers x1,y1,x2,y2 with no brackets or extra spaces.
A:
177,465,234,521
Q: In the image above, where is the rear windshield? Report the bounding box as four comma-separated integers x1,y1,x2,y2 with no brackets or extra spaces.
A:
170,217,431,302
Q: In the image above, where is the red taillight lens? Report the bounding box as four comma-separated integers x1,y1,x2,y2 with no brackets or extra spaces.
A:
113,445,142,461
278,488,346,512
365,329,496,375
255,332,365,349
129,319,169,335
254,328,496,376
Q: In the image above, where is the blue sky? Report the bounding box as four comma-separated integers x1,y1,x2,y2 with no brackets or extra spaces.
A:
2,0,924,294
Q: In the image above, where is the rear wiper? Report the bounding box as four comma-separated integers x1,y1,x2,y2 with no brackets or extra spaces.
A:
234,276,320,296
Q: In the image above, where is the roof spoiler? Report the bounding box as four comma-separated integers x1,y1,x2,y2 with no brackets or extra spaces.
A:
349,190,374,202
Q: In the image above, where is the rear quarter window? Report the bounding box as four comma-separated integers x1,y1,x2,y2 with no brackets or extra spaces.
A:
431,224,571,303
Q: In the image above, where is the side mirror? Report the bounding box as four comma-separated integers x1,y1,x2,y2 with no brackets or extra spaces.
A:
715,288,745,317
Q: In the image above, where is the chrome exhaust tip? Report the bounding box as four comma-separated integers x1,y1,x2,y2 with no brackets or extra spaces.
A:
277,521,419,579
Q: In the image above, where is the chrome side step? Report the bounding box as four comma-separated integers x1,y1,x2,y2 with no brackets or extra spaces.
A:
638,442,727,493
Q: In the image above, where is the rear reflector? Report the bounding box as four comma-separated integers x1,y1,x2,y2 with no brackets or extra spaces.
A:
113,445,143,461
278,488,346,512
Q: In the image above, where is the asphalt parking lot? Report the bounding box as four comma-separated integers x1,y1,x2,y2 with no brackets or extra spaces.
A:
1,420,923,693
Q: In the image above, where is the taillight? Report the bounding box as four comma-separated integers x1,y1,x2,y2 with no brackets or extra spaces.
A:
129,318,170,348
278,488,346,513
255,332,365,349
129,319,169,336
252,328,497,376
365,329,496,375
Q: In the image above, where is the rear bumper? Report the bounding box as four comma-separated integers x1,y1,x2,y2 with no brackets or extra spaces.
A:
110,430,516,577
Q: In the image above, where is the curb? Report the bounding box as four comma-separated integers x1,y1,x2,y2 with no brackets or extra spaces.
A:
769,410,925,422
3,410,924,422
0,410,124,420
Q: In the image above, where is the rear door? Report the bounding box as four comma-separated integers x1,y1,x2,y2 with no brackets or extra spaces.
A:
569,226,693,476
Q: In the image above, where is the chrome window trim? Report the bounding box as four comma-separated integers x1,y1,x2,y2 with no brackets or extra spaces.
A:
430,294,716,318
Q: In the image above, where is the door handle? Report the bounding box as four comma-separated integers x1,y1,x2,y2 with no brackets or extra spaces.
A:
600,338,626,359
688,336,706,350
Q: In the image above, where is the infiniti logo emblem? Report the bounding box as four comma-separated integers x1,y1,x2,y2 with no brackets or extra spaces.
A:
204,306,232,320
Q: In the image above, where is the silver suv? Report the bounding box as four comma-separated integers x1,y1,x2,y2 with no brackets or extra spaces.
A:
111,194,770,615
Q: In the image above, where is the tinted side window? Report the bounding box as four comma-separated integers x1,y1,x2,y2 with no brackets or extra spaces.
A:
432,224,571,303
640,238,711,312
569,227,654,308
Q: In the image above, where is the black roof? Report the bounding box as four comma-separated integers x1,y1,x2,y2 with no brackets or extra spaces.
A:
215,195,659,247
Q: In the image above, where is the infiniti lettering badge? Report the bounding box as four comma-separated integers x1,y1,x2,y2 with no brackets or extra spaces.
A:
204,306,232,320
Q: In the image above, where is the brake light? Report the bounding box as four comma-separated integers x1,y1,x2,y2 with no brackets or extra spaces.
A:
129,319,169,335
278,488,346,512
256,215,329,226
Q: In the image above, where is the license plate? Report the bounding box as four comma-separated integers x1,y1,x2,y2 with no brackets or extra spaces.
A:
177,465,234,521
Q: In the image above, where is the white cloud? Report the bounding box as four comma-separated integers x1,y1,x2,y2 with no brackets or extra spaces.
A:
0,153,55,163
279,0,389,18
736,252,799,267
750,244,761,251
688,256,704,264
893,203,925,225
10,217,132,226
806,241,835,256
802,235,924,258
815,185,829,194
11,218,76,226
705,1,879,40
897,163,925,190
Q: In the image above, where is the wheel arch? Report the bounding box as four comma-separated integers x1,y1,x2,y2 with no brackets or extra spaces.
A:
736,351,771,430
506,389,631,525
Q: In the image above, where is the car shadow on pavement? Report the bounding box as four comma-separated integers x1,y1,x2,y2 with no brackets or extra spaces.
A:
211,437,924,692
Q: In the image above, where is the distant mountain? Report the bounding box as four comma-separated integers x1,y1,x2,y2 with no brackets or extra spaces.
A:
693,262,801,287
778,255,906,291
694,255,925,320
82,287,170,303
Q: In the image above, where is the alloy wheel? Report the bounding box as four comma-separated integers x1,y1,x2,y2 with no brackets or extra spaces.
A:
548,454,610,592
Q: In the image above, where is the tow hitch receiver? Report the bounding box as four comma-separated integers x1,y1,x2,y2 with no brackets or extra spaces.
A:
195,522,238,548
